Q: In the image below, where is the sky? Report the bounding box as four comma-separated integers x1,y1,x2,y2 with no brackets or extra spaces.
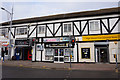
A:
0,0,120,23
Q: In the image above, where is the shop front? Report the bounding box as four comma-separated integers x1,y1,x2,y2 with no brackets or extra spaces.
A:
82,34,120,63
0,40,9,60
15,39,32,60
95,43,109,63
43,37,75,63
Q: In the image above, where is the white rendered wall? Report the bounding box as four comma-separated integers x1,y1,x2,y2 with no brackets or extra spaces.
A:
78,42,95,62
109,41,120,63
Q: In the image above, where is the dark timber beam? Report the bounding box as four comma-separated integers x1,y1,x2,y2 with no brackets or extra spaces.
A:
73,22,81,35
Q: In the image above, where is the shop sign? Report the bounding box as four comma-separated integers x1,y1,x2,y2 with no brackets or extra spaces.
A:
81,48,90,59
15,40,29,45
82,34,120,41
0,40,9,47
43,38,60,42
45,43,69,48
43,37,75,42
75,37,82,41
60,37,70,42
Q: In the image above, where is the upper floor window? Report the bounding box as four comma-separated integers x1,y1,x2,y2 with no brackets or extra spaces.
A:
89,21,99,31
38,26,45,34
16,28,27,35
64,23,71,32
0,28,8,37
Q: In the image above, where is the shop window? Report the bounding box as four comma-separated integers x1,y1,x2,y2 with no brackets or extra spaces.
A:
55,49,58,56
81,48,90,59
38,26,45,34
45,49,54,61
64,48,74,62
64,23,71,32
89,21,99,31
16,28,27,35
45,49,54,56
45,56,54,61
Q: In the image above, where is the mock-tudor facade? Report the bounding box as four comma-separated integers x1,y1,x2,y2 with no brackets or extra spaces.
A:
0,7,120,63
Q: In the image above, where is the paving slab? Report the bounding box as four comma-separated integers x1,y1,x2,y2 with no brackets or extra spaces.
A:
2,60,120,71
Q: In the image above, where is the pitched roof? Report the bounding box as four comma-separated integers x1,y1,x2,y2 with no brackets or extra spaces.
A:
1,7,120,26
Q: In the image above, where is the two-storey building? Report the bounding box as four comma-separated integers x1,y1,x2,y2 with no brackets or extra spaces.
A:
0,7,120,63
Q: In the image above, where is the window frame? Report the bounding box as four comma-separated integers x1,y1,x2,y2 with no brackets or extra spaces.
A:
81,47,91,59
63,23,72,33
0,28,8,36
89,21,100,31
16,27,27,35
38,25,45,34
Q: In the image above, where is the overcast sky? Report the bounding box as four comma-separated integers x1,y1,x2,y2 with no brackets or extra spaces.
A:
0,0,120,23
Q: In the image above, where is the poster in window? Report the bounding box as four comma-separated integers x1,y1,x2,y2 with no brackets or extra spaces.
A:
81,48,90,59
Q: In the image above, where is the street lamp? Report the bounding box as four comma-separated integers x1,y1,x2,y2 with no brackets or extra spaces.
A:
1,7,13,60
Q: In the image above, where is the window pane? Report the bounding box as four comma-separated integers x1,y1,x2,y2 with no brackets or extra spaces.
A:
45,49,54,56
39,26,44,33
39,27,41,33
95,21,99,30
42,27,44,33
64,24,71,32
64,24,67,32
64,49,70,56
24,28,27,34
68,24,71,32
90,22,94,31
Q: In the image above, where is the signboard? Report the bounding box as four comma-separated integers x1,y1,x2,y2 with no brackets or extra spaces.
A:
81,48,90,59
43,37,75,42
82,34,120,41
15,40,29,45
43,38,60,42
45,43,69,48
0,40,9,47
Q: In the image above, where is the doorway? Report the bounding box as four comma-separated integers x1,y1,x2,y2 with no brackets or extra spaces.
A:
54,49,64,63
96,47,108,63
15,47,32,60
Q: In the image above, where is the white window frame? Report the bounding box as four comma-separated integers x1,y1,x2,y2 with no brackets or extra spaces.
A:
38,25,45,34
63,23,72,33
89,21,100,31
16,27,27,35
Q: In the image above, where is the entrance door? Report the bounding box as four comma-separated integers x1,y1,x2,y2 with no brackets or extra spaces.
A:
54,49,64,63
96,47,108,63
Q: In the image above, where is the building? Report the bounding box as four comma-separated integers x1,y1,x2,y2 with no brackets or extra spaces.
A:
0,7,120,63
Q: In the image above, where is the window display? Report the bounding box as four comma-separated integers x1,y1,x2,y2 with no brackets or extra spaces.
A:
45,56,53,61
45,49,54,56
64,48,74,62
81,48,90,59
45,49,54,61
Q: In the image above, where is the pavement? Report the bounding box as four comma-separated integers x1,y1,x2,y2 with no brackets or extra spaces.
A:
1,60,120,71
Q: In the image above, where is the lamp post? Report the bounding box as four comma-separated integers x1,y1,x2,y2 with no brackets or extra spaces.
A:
1,7,13,60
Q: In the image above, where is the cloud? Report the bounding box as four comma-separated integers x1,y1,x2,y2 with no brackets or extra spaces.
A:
0,2,118,23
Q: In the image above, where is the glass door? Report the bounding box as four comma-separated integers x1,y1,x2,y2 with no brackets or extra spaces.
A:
54,49,64,63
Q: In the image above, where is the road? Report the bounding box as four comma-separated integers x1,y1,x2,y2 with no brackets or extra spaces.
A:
1,65,120,80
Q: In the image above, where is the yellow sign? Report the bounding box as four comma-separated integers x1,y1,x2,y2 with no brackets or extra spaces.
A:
82,34,120,41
